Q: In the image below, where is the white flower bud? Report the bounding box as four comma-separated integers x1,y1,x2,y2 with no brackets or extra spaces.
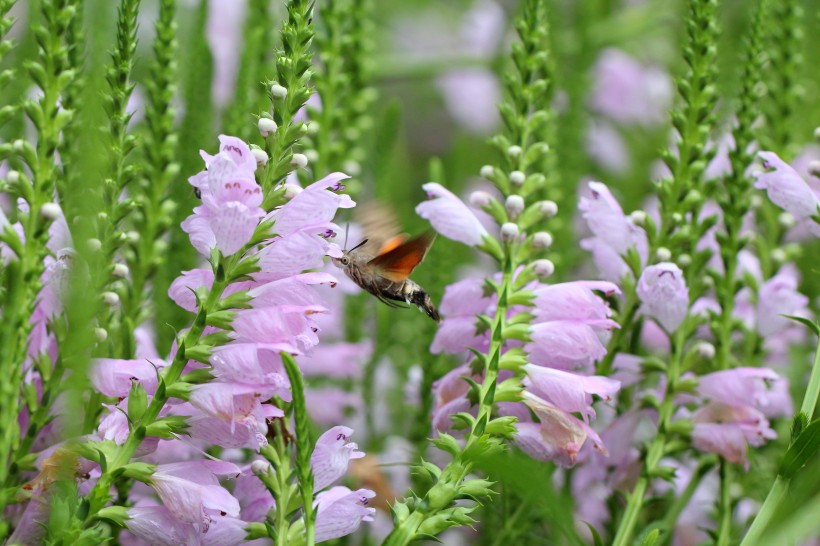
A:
126,231,140,243
299,149,317,164
500,222,519,242
113,263,129,278
13,139,25,152
290,153,308,168
505,195,525,216
671,213,683,223
342,160,361,177
470,191,492,208
656,247,672,261
677,253,691,267
630,210,647,225
251,459,270,476
270,84,288,99
538,200,558,217
307,121,320,135
695,341,716,359
40,203,61,221
102,291,119,306
94,328,108,342
251,147,269,166
533,259,555,278
807,160,820,178
532,231,553,248
258,117,278,137
6,170,20,183
814,126,820,141
750,194,763,208
507,145,522,157
87,238,102,252
771,248,786,263
283,184,303,200
97,211,108,221
480,165,494,179
509,171,526,186
778,211,796,228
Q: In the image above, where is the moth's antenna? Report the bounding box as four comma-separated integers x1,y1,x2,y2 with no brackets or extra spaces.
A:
343,222,350,251
349,238,369,252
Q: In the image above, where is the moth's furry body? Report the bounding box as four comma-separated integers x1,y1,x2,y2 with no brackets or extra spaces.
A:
333,252,440,322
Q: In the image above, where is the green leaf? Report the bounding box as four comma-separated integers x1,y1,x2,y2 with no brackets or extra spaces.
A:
127,382,148,422
780,419,820,479
641,528,660,546
782,315,820,336
582,522,605,546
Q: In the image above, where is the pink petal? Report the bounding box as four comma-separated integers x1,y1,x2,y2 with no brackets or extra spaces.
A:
416,182,488,246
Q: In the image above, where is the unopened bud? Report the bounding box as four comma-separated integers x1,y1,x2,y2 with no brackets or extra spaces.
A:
808,160,820,177
480,165,494,179
283,184,303,200
258,117,278,137
533,259,555,277
671,213,683,223
509,171,526,186
505,195,525,216
507,145,522,157
695,341,715,359
87,238,102,252
677,253,691,267
97,211,109,221
251,147,269,166
6,170,20,183
270,84,288,99
13,139,25,152
538,200,558,217
40,202,61,221
113,263,129,278
750,195,763,208
500,222,519,242
251,460,270,476
630,210,647,225
771,248,786,263
470,191,492,208
304,149,319,164
778,212,796,228
94,328,108,342
126,231,140,243
814,126,820,141
656,247,672,261
102,291,119,306
532,231,553,248
290,153,308,168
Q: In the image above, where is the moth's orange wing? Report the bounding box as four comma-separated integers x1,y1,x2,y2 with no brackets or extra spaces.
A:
368,232,436,282
377,235,407,255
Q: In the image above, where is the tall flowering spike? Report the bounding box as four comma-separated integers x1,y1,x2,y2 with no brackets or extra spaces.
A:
416,182,489,246
636,263,689,333
755,151,820,222
314,486,376,543
182,135,265,256
311,426,365,491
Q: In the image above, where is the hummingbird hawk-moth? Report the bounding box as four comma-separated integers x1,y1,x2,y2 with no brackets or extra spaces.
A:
332,202,441,322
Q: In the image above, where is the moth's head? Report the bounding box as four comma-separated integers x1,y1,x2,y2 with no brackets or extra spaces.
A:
332,253,352,268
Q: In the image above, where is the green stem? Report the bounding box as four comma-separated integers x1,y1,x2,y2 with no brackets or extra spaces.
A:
659,458,715,545
799,335,820,418
739,476,788,546
716,460,734,546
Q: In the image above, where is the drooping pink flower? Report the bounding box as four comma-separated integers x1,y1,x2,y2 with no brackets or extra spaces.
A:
691,403,776,470
149,460,241,526
416,183,489,246
636,263,689,333
189,383,285,436
532,281,620,328
311,426,365,491
755,151,820,222
91,357,166,398
431,277,494,354
698,367,792,418
756,264,809,337
126,505,248,546
523,365,620,423
269,172,355,237
314,486,376,543
526,320,607,372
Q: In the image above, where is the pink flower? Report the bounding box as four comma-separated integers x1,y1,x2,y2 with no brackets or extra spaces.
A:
231,305,325,353
523,365,620,422
757,264,809,337
311,426,365,491
692,403,776,470
253,230,333,282
698,367,792,418
431,277,494,354
149,460,241,526
269,172,355,237
188,383,285,444
636,263,689,332
589,48,673,126
91,357,166,398
515,392,607,467
416,183,488,246
532,281,620,328
182,136,265,256
305,388,362,426
298,342,371,378
126,505,247,546
314,486,376,543
526,321,607,372
168,268,215,312
755,151,820,221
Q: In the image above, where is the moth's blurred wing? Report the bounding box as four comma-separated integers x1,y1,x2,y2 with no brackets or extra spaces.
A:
354,200,402,256
367,231,436,282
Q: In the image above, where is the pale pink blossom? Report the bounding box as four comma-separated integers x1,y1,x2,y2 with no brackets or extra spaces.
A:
523,365,621,422
149,460,241,526
314,486,376,543
636,263,689,332
698,367,792,417
416,183,489,246
692,403,776,470
269,172,355,237
755,151,820,222
311,426,365,491
526,321,607,372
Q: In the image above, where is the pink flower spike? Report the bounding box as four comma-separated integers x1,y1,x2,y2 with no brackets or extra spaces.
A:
149,460,241,525
314,486,376,543
311,426,365,491
523,365,621,422
416,182,488,246
636,263,689,333
755,151,820,220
